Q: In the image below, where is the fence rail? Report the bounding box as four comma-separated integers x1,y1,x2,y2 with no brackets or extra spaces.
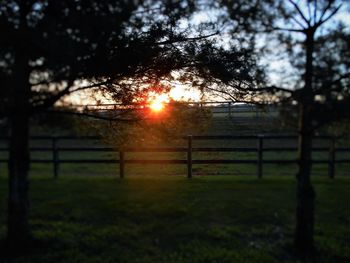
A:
0,135,350,178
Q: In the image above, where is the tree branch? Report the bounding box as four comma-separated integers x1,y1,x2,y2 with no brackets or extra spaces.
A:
31,79,75,112
271,27,305,33
153,31,219,46
315,72,350,92
287,0,311,26
314,0,318,23
317,0,336,24
317,4,342,27
248,85,294,94
290,15,308,30
311,97,350,131
69,79,114,93
307,1,313,24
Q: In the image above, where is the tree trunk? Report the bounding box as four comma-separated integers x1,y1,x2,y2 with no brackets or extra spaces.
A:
295,103,315,256
7,110,31,247
294,28,315,257
7,47,31,248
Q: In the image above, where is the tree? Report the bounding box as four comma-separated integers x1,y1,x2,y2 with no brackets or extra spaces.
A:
0,0,220,249
206,0,350,257
259,2,349,256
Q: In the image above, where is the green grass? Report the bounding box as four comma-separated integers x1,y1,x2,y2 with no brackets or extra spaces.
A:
1,175,350,262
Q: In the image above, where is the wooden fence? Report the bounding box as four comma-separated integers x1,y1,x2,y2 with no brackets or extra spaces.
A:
0,135,349,178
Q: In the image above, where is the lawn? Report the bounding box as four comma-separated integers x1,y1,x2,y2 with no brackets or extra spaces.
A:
1,175,350,262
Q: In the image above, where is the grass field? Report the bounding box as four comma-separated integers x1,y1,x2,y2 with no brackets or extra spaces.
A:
1,175,350,263
0,117,349,262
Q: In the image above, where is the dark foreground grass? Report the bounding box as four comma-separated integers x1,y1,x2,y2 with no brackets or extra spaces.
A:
0,175,350,263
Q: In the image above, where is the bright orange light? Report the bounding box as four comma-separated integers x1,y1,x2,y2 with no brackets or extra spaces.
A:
149,100,164,112
148,94,168,112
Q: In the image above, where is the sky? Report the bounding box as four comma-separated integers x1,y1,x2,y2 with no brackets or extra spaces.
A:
67,83,202,105
65,1,350,106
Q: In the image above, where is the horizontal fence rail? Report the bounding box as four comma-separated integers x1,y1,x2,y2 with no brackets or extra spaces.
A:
0,135,350,178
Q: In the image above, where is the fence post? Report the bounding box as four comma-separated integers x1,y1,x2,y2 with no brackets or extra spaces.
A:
228,102,232,119
328,137,336,179
257,135,264,179
52,137,59,179
119,151,125,178
187,135,192,178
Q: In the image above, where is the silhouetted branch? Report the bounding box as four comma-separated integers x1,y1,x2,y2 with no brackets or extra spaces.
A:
69,79,114,93
317,0,333,22
307,1,312,24
315,72,350,93
31,79,75,112
290,15,307,30
313,0,318,23
288,0,311,26
154,32,219,46
311,97,350,131
236,84,294,94
202,85,268,106
272,27,305,33
317,4,342,27
329,72,350,85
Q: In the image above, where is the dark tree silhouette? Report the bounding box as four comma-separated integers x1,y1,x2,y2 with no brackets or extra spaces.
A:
210,0,350,257
0,0,219,249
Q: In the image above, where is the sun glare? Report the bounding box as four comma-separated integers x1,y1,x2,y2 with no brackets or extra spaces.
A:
150,99,164,112
148,94,168,112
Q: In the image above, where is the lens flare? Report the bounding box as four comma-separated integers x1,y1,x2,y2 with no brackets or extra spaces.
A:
148,94,168,112
149,99,164,112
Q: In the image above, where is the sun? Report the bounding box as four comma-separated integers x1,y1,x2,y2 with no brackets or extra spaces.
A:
148,94,168,112
149,99,164,112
